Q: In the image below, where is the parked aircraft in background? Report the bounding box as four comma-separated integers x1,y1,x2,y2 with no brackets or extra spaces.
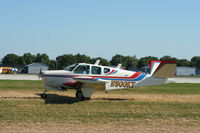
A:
0,67,18,74
40,60,176,100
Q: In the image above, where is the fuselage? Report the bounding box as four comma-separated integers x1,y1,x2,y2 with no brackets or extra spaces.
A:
41,63,150,91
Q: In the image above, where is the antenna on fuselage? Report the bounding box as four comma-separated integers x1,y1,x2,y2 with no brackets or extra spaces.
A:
116,64,122,69
94,60,100,65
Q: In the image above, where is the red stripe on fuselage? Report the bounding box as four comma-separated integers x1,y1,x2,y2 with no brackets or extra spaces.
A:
44,72,142,80
107,69,115,74
91,72,142,79
63,82,82,87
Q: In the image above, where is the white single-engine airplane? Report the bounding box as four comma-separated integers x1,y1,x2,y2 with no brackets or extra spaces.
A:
40,60,176,100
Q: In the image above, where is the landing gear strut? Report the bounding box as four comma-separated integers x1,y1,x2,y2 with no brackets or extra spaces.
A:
76,90,84,100
41,93,47,99
75,90,91,100
41,87,48,99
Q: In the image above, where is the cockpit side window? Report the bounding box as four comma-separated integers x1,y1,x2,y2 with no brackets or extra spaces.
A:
74,65,90,74
92,66,101,75
104,68,111,73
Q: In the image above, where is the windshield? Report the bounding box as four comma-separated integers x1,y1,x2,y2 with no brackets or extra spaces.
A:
64,63,78,71
74,65,90,74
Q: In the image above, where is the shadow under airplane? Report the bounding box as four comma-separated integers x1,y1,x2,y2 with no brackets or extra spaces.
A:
36,93,83,104
36,93,134,104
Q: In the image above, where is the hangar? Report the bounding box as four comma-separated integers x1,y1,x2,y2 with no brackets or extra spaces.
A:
141,65,197,76
176,67,196,76
24,63,49,74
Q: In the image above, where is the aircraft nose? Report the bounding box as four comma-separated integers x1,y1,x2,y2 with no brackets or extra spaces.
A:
39,71,43,75
38,70,49,77
37,71,44,78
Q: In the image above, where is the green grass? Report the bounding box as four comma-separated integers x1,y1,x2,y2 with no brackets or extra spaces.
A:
1,80,200,94
0,80,200,126
113,83,200,95
0,99,200,125
0,80,43,91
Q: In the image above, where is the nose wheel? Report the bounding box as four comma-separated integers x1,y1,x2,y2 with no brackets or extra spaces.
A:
41,93,47,99
41,87,48,99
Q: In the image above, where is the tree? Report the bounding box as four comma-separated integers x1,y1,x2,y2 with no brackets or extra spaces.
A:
160,55,178,61
35,53,42,62
92,57,110,66
110,54,138,69
56,54,76,69
191,56,200,69
74,53,92,63
177,59,191,67
2,54,19,65
35,53,50,65
41,53,50,65
49,60,57,70
137,56,158,68
110,54,125,66
18,56,25,66
124,56,138,69
23,53,35,65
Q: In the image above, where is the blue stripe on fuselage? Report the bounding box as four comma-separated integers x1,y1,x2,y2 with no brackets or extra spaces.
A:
94,73,147,81
42,73,147,82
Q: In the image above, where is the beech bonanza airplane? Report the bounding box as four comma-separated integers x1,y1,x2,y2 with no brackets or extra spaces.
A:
40,60,176,100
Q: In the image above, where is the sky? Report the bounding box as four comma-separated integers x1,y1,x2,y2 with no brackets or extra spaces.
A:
0,0,200,60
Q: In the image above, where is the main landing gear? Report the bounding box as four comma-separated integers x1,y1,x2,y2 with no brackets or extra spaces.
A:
75,90,91,100
76,90,84,100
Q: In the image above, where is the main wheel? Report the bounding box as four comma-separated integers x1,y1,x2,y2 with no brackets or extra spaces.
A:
76,91,84,100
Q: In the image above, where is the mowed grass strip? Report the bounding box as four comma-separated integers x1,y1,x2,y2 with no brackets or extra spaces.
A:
113,83,200,95
1,80,200,94
0,99,200,125
0,80,200,126
0,80,43,91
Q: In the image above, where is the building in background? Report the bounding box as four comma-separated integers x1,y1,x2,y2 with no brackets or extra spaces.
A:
176,67,196,76
140,65,198,76
24,63,49,74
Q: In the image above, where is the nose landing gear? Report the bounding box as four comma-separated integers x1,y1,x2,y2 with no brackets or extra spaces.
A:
41,87,48,99
41,93,47,99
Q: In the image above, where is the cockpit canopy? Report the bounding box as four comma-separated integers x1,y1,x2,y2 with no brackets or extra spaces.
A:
64,63,78,71
64,63,111,75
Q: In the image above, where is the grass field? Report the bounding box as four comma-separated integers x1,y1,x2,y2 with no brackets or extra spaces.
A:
0,80,200,133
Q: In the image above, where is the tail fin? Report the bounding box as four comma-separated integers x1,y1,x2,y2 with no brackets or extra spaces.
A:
150,61,177,78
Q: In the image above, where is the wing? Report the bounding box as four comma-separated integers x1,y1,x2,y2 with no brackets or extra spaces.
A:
73,76,109,90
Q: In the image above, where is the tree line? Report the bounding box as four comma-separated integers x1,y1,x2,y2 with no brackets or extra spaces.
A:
1,53,200,70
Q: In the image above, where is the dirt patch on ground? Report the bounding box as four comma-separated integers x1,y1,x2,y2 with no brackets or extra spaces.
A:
92,92,200,103
1,90,200,103
1,91,200,133
1,122,200,133
0,91,37,96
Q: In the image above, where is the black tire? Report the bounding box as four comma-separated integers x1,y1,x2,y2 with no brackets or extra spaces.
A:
41,93,47,99
76,91,84,100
